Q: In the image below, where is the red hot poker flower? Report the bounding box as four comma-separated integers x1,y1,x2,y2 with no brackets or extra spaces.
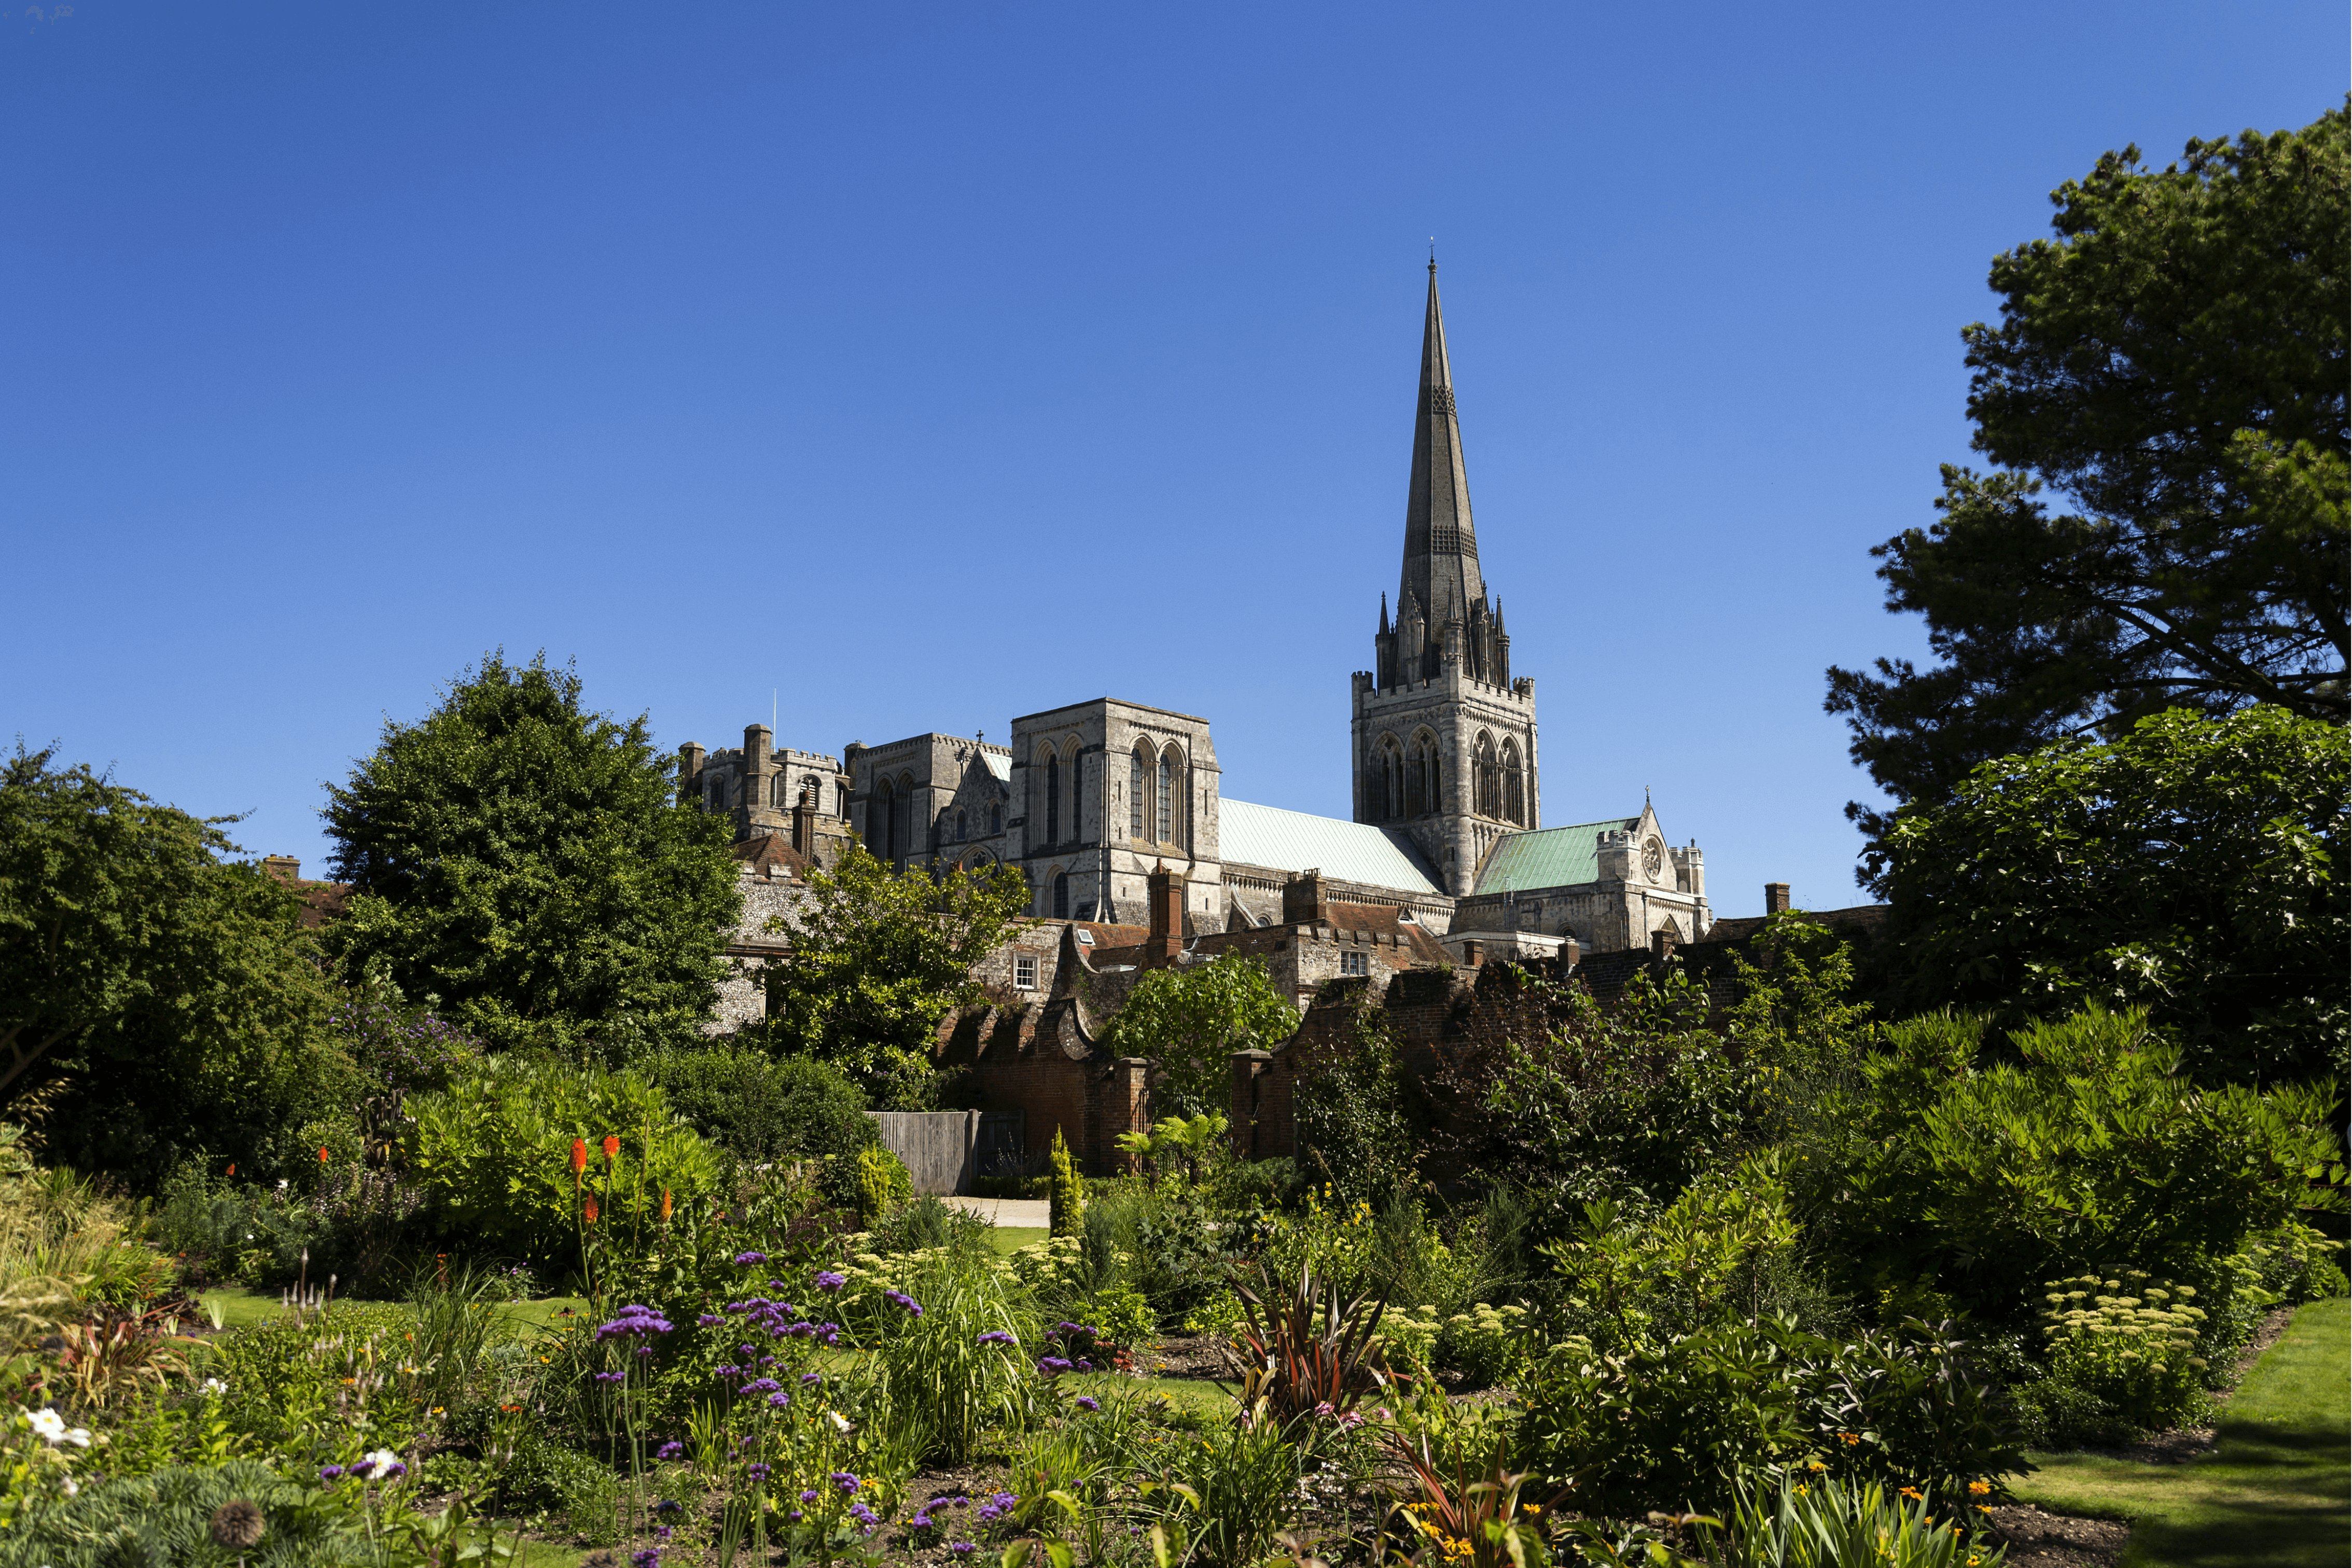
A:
601,1135,620,1163
570,1139,589,1175
583,1195,600,1224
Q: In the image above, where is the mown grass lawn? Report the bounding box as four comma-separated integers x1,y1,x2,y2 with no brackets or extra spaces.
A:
2010,1297,2349,1568
987,1224,1050,1255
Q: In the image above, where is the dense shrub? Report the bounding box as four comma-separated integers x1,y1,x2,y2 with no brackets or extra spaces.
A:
1293,1010,1422,1205
642,1046,874,1169
407,1056,721,1266
1790,1006,2344,1327
1514,1315,2024,1517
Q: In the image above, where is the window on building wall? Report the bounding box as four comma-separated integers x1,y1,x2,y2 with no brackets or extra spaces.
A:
1014,955,1038,989
1501,740,1524,825
1157,748,1178,846
1378,737,1405,820
1130,745,1149,838
1069,750,1085,843
872,778,896,858
836,783,850,819
1340,949,1370,976
1474,732,1499,818
990,802,1003,834
1407,734,1438,817
955,809,967,842
1044,751,1060,844
1052,872,1070,919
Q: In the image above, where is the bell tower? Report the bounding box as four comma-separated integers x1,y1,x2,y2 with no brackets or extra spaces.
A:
1351,264,1539,895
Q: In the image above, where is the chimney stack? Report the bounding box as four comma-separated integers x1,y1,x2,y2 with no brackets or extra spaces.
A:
1282,870,1332,927
1145,862,1183,966
1764,882,1791,914
262,856,301,884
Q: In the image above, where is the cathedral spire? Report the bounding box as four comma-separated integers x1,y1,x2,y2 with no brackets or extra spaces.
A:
1400,262,1484,642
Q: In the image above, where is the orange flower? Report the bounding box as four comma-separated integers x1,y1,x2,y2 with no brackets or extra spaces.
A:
660,1188,673,1222
570,1139,589,1174
601,1135,620,1163
583,1195,600,1224
226,1163,236,1177
318,1145,329,1164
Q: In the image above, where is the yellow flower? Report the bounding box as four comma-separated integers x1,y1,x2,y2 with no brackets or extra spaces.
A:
1968,1480,1991,1496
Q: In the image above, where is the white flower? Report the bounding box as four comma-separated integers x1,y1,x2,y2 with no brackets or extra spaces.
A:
361,1447,401,1476
25,1408,65,1443
827,1411,850,1433
202,1378,227,1395
63,1426,90,1448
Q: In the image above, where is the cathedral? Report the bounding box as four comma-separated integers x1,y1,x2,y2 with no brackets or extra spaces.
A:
680,266,1714,958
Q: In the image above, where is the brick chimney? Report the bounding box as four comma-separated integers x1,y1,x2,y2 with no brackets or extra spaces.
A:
1282,870,1331,927
262,855,301,884
1764,881,1791,914
1145,862,1183,967
1651,927,1679,960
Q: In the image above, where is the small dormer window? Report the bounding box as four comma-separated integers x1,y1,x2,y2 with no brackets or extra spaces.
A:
1074,929,1094,946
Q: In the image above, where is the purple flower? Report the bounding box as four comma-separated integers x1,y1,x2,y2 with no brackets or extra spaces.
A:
800,1371,822,1385
800,1489,818,1503
1036,1356,1073,1376
733,1250,769,1265
594,1371,626,1384
831,1471,861,1494
319,1465,345,1480
747,1462,773,1480
349,1458,377,1478
951,1545,977,1558
883,1289,925,1317
656,1441,684,1461
814,1271,846,1293
788,1510,804,1522
766,1391,790,1408
976,1330,1015,1347
631,1551,661,1568
1074,1359,1092,1371
741,1378,781,1394
697,1313,724,1327
1076,1395,1101,1412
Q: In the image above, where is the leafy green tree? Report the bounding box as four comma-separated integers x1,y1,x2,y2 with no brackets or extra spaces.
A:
1876,705,2346,1085
1097,950,1300,1118
1722,911,1880,1070
0,745,351,1185
323,653,740,1057
1292,1010,1420,1206
1828,105,2347,860
639,1046,875,1170
755,841,1032,1107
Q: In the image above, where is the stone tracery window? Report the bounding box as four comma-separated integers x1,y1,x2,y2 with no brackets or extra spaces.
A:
1043,748,1060,845
1376,735,1405,820
1157,746,1183,848
1130,744,1149,839
871,777,896,858
1474,731,1499,818
1406,731,1439,817
1501,739,1525,825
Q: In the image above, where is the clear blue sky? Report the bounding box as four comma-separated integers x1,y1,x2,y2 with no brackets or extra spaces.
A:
3,3,2341,916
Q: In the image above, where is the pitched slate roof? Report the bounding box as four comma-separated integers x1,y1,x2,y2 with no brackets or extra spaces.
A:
1217,799,1446,896
1471,816,1638,894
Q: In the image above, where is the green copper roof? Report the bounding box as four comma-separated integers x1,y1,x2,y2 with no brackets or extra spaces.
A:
1472,817,1637,894
1218,799,1445,896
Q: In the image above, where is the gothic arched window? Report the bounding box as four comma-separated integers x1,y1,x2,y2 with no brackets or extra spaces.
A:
1407,732,1439,817
871,777,896,859
1043,749,1061,845
1053,871,1071,919
1377,735,1405,820
1068,747,1085,844
1157,747,1181,848
1131,744,1150,839
955,808,967,842
1501,739,1525,825
990,802,1003,835
1474,732,1499,818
